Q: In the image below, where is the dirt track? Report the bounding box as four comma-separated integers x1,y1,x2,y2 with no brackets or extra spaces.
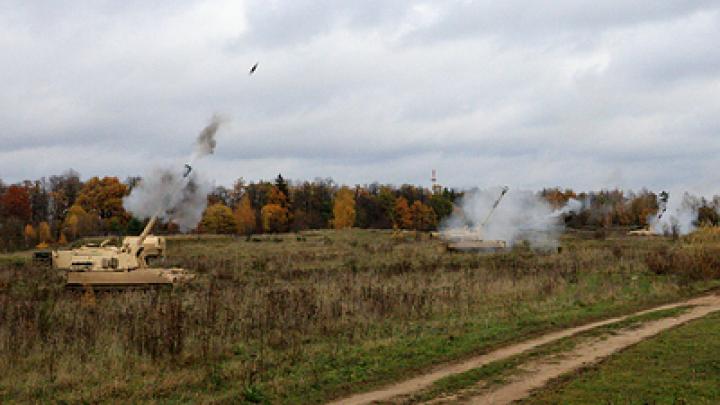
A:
329,293,720,405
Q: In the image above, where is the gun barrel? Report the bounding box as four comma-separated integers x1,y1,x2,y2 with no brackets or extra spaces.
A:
137,215,158,246
481,186,509,228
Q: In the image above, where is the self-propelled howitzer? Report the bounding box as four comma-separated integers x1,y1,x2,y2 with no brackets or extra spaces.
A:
52,166,195,290
443,187,510,252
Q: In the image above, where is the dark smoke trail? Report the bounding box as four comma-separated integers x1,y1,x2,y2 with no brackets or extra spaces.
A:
193,114,224,159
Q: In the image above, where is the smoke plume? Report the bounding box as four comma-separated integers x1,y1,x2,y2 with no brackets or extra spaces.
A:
551,198,583,217
443,187,575,250
192,114,224,160
123,168,212,231
123,116,225,231
651,192,699,236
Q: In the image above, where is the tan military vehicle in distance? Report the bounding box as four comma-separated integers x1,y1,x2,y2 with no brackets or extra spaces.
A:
443,186,510,252
52,216,192,290
442,227,508,251
628,191,669,237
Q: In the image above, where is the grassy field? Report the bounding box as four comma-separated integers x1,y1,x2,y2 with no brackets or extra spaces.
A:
527,310,720,404
1,228,720,403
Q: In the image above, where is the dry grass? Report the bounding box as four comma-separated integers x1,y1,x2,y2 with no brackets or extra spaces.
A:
1,229,719,403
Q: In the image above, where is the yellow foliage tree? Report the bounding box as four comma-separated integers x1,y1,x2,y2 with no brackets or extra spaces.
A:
233,195,256,235
37,221,53,244
332,187,356,229
410,200,438,231
58,232,68,245
200,203,237,234
394,197,413,229
261,203,288,233
75,176,129,227
24,224,36,245
64,214,79,240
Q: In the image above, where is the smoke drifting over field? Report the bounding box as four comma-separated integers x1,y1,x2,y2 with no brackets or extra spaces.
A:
123,116,224,231
651,192,700,236
443,187,580,249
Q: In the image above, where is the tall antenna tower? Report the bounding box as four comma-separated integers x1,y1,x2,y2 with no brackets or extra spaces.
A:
431,169,441,194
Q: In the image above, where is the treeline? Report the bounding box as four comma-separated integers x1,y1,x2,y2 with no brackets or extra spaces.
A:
1,170,719,251
541,188,720,228
0,172,457,251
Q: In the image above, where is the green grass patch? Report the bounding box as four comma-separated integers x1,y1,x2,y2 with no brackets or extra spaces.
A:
526,311,720,404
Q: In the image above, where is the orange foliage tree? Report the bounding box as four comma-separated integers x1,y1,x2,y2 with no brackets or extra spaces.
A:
261,186,290,233
261,203,288,233
394,197,413,229
332,187,356,229
24,224,36,245
234,194,256,235
1,185,31,221
75,177,129,228
410,200,437,231
37,221,53,244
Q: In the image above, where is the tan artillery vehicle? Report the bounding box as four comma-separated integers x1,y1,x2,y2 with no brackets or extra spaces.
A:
52,216,193,290
443,187,509,252
628,191,669,237
442,227,508,251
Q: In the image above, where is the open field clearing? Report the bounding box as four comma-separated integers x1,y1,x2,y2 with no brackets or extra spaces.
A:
2,229,720,403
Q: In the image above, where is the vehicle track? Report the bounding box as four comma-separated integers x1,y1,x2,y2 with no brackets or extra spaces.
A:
328,293,720,405
464,294,720,404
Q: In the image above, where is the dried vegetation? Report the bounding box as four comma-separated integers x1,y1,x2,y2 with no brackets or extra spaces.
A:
1,229,719,403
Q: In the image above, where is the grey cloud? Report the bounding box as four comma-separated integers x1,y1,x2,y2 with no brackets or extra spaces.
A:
404,1,720,46
238,0,417,48
2,1,720,198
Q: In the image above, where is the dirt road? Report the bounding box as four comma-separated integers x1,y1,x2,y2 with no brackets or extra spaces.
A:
466,294,720,404
328,293,720,405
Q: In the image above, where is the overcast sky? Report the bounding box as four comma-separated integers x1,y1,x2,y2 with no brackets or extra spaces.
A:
1,1,719,192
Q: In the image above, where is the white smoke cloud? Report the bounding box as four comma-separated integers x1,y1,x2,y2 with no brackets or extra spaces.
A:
123,168,213,231
651,192,699,236
443,187,571,250
123,116,225,231
551,198,583,217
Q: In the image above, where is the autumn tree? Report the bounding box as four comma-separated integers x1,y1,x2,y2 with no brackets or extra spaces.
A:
234,194,256,235
332,187,356,229
37,221,53,244
24,224,37,246
260,185,290,233
63,204,99,240
49,169,82,232
394,196,413,229
75,176,129,230
200,203,237,234
1,185,31,221
261,203,288,233
410,200,438,231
